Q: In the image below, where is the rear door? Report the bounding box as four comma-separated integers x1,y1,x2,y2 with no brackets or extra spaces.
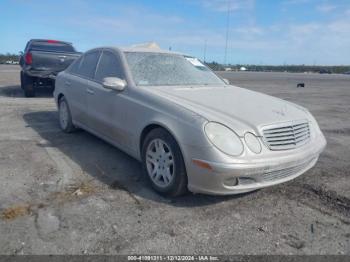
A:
66,50,100,128
86,50,132,149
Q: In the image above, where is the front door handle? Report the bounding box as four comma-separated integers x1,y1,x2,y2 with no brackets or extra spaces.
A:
86,88,94,95
65,81,71,86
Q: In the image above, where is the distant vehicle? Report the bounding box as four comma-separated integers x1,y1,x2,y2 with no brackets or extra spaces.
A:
54,45,326,196
343,71,350,75
240,66,247,71
5,61,19,65
319,69,332,74
19,39,81,97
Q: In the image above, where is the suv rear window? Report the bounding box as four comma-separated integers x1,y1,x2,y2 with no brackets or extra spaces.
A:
29,42,76,52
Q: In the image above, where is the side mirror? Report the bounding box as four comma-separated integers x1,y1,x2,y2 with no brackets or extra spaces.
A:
223,78,230,85
102,77,126,91
19,51,24,55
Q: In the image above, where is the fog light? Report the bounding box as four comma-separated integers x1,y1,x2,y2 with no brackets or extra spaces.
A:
244,133,262,154
224,177,239,186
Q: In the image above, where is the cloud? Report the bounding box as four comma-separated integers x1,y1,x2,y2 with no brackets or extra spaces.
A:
289,23,320,36
192,0,255,12
234,26,264,35
63,1,350,64
328,19,350,34
316,3,337,13
283,0,311,5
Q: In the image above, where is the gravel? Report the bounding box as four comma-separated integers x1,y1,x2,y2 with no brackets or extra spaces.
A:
0,65,349,254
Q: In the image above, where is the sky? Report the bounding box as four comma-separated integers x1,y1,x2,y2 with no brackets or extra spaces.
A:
1,0,350,65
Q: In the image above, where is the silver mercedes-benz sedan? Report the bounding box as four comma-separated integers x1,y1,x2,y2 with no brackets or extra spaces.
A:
54,45,326,196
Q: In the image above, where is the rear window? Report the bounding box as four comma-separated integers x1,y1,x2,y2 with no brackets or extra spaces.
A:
69,56,83,75
29,42,76,52
78,51,100,79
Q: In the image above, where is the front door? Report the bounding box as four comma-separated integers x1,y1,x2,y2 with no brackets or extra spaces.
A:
86,50,132,150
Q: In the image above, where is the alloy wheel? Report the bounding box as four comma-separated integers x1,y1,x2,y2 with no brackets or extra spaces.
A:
59,100,69,130
146,138,175,188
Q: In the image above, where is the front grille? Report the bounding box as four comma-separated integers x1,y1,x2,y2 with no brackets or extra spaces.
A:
262,120,311,150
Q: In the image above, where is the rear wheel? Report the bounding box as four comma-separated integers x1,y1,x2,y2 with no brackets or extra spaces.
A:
142,128,188,197
51,79,55,91
21,72,35,97
20,71,24,89
58,97,76,133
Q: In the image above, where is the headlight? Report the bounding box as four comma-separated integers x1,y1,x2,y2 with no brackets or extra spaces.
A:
205,122,244,156
306,112,322,138
244,132,262,154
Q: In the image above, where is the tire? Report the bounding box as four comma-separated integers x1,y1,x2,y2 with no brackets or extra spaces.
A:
58,96,76,133
22,72,35,97
142,128,188,197
51,79,55,91
20,71,24,89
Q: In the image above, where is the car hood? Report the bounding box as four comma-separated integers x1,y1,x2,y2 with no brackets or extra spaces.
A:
146,85,309,136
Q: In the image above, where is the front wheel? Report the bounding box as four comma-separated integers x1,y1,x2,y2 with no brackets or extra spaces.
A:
142,128,188,197
58,97,76,133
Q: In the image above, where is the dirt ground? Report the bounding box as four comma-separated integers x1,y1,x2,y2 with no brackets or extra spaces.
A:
0,65,349,255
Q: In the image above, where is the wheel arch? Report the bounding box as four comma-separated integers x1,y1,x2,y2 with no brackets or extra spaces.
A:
139,122,186,162
57,93,65,103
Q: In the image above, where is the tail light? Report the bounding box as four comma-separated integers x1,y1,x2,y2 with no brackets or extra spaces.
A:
25,52,32,65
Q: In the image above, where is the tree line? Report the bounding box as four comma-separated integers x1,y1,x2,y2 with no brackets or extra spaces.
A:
205,62,350,74
0,53,20,64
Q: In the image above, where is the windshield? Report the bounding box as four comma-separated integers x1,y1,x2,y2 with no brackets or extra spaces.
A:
124,52,225,86
30,42,76,53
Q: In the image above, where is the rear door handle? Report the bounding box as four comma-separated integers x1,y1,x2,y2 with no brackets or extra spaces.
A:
86,88,94,95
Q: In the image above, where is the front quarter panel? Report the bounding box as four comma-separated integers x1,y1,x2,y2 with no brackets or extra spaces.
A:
122,86,212,161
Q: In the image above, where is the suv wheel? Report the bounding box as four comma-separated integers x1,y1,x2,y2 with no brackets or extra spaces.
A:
21,72,35,97
20,71,24,90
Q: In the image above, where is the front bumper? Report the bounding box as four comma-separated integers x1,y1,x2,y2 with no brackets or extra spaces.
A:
186,133,326,195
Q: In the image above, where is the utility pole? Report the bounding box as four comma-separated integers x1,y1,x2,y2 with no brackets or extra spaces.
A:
203,39,207,63
224,0,230,65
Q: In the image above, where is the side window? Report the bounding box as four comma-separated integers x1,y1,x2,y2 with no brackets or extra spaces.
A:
68,56,82,75
94,51,124,82
79,51,100,79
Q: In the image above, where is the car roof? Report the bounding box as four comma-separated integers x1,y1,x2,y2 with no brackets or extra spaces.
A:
29,39,73,45
118,47,182,55
92,42,185,56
